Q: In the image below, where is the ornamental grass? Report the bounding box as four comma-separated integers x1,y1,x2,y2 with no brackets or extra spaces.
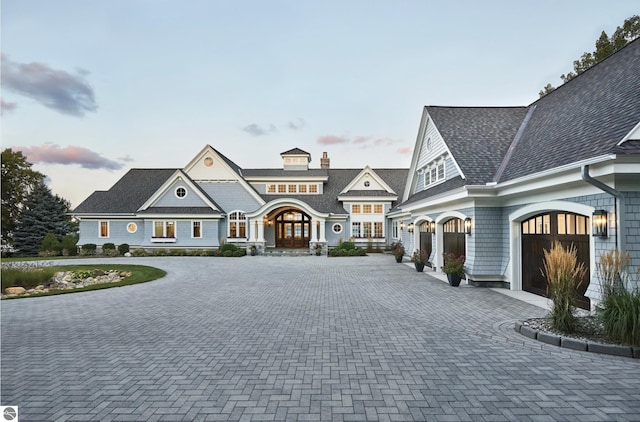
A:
541,241,586,333
596,249,640,347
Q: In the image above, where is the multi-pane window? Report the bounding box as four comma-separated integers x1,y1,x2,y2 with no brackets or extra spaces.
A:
363,204,372,214
192,221,202,238
374,204,383,214
351,222,361,238
351,204,361,213
154,221,176,238
393,221,399,238
309,184,318,193
437,162,445,180
430,168,437,184
298,184,307,193
99,221,109,238
374,222,383,238
288,184,297,193
267,184,276,193
362,222,372,237
278,184,286,193
229,211,246,238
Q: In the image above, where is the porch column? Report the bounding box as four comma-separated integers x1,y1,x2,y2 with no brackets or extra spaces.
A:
257,220,265,242
249,219,257,242
319,218,326,242
311,220,319,242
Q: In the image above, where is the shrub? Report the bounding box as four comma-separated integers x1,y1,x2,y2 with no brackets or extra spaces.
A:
596,249,640,346
443,253,465,276
39,233,62,256
102,243,116,251
61,234,79,256
132,249,147,257
329,243,366,257
541,241,586,333
169,248,187,256
80,244,97,256
118,244,130,255
223,250,234,257
153,249,168,256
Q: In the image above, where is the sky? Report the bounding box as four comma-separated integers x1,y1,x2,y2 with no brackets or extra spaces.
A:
1,1,638,207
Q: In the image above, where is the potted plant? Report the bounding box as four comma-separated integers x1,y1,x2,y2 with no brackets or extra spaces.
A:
411,249,428,272
443,253,465,286
391,241,405,263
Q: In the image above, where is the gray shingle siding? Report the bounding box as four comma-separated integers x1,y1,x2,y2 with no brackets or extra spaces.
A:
198,182,262,214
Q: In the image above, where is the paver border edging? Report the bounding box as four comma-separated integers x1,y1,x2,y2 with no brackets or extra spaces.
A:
514,320,640,359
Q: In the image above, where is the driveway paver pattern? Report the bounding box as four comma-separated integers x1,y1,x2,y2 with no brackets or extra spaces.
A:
2,255,639,421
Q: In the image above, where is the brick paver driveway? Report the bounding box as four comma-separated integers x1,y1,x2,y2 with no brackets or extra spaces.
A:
2,255,639,421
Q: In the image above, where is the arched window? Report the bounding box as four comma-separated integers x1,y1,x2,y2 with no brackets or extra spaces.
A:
228,211,246,238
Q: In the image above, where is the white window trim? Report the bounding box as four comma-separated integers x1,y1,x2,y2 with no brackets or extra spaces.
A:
152,220,177,241
175,186,188,199
332,223,343,234
192,220,202,238
228,210,247,239
98,221,110,238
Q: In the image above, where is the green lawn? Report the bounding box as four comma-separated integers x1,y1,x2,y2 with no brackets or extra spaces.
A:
1,264,167,299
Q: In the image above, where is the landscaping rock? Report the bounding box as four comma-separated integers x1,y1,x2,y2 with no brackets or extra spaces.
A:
5,287,26,295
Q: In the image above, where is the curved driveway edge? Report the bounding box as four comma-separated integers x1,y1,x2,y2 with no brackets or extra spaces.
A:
2,255,640,421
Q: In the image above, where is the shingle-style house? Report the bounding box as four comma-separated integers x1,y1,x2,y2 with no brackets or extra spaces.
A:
74,39,638,309
390,38,640,309
73,147,408,254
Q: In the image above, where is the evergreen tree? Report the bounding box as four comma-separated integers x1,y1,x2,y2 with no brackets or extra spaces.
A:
540,15,639,97
1,148,45,246
12,182,72,256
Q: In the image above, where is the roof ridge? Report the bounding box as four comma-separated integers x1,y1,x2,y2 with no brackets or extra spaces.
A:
492,105,537,183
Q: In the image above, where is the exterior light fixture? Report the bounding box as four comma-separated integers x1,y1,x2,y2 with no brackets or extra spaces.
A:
400,221,404,230
408,223,414,233
429,221,435,233
464,217,472,235
592,210,608,237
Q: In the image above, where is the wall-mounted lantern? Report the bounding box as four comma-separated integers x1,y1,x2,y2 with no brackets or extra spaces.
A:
464,217,472,235
399,221,404,231
592,210,608,237
408,223,414,233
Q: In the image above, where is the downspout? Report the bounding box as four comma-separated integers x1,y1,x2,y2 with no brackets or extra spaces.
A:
580,165,626,254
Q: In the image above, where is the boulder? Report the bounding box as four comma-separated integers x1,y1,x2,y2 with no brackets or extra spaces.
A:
5,286,26,295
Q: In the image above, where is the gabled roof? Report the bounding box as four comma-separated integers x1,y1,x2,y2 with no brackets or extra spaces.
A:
339,165,396,195
498,38,640,182
426,106,529,184
281,147,310,156
73,169,177,214
138,169,224,213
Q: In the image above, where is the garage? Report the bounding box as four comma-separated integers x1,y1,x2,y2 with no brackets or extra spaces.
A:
521,212,590,309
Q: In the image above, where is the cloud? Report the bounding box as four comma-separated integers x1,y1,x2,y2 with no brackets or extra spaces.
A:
317,134,403,148
1,55,97,117
119,154,135,163
14,144,124,170
1,99,18,114
397,147,413,156
317,135,350,145
288,118,306,131
243,123,277,136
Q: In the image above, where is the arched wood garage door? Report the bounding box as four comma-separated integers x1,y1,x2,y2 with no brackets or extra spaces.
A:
419,222,433,265
521,212,590,309
443,218,465,259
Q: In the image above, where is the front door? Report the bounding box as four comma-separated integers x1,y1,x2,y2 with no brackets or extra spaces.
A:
275,210,311,248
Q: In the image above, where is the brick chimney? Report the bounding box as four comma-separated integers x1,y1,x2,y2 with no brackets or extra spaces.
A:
320,152,330,169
